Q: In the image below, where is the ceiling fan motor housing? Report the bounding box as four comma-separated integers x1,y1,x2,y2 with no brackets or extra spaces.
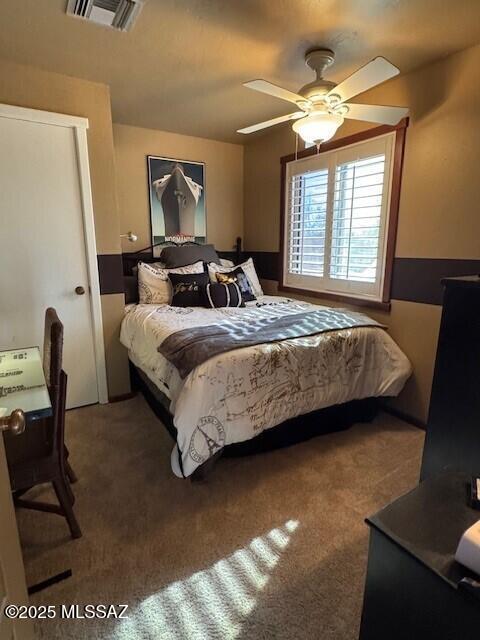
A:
298,48,337,103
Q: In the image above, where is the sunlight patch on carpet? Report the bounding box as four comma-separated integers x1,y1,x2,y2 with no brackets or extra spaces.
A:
111,520,299,639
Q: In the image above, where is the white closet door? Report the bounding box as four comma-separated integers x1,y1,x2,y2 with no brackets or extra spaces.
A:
0,115,99,408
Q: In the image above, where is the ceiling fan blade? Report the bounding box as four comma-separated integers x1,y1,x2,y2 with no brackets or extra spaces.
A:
243,80,308,106
328,57,400,104
237,111,305,134
342,103,408,125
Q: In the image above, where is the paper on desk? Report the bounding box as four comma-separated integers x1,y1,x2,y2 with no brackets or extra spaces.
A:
0,349,45,398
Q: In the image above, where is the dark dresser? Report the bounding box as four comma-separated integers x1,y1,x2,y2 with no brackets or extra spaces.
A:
359,471,480,640
420,275,480,481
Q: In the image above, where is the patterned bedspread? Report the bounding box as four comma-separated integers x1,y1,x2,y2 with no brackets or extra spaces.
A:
120,296,412,477
159,307,385,379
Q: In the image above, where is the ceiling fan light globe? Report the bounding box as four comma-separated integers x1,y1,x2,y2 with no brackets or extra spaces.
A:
292,112,344,144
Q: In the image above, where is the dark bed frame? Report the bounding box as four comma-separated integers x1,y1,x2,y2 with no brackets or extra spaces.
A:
122,236,243,277
122,238,379,480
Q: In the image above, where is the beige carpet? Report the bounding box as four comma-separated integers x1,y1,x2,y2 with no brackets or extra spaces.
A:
16,395,423,640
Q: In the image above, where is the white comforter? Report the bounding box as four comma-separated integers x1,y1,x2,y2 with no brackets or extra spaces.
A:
120,296,411,477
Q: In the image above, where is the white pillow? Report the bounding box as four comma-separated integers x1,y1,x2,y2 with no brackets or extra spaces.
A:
138,260,205,304
219,258,234,268
132,261,164,276
208,257,263,298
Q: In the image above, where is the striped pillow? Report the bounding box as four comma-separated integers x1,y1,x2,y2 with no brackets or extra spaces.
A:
204,282,244,308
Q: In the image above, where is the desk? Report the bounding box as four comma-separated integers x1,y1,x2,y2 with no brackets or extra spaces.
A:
1,346,72,592
359,471,480,639
0,347,51,422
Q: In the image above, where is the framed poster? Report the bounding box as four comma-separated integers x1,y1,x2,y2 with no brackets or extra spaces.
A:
147,156,206,255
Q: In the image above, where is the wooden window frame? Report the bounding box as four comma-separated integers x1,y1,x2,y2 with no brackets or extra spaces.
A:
279,118,408,311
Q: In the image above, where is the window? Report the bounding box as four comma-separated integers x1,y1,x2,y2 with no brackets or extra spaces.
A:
281,126,406,306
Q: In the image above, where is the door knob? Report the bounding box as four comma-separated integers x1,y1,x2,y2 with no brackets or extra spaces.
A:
75,286,85,295
0,409,26,435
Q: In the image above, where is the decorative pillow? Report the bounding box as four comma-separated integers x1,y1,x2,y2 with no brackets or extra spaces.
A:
215,267,256,302
132,261,164,275
137,260,205,304
219,258,235,268
160,244,220,268
208,257,263,298
168,272,210,307
203,282,244,308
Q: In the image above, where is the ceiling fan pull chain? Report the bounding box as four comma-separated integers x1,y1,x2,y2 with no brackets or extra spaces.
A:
295,131,298,161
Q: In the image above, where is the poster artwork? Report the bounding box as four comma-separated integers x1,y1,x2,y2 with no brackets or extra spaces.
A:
147,156,206,256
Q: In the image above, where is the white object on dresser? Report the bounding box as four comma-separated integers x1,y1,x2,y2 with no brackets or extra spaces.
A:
455,520,480,577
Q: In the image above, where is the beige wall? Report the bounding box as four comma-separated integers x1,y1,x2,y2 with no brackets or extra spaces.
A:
244,44,480,422
0,59,243,401
3,42,479,417
0,58,130,397
114,124,244,253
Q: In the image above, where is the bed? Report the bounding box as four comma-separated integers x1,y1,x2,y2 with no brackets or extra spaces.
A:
120,242,411,478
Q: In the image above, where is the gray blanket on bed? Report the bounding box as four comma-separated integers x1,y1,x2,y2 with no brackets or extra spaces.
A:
158,308,384,379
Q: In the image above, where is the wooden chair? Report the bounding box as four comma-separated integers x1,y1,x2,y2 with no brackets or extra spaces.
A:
7,308,82,539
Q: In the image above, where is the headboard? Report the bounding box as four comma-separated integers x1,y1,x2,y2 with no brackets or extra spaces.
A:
122,237,243,303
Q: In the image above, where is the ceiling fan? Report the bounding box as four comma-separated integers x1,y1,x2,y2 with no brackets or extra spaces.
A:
237,49,408,145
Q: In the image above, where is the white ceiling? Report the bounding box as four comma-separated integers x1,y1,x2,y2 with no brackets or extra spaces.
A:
0,0,479,142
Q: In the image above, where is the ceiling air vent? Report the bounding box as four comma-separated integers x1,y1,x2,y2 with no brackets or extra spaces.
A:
66,0,143,32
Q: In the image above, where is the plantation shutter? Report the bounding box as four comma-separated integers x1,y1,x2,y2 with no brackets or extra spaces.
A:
330,153,386,283
283,132,394,300
287,168,329,277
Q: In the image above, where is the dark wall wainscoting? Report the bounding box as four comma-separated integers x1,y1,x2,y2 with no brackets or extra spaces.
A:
242,251,281,282
244,253,480,306
97,254,124,295
391,258,480,305
98,251,242,296
218,250,239,264
98,253,480,304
